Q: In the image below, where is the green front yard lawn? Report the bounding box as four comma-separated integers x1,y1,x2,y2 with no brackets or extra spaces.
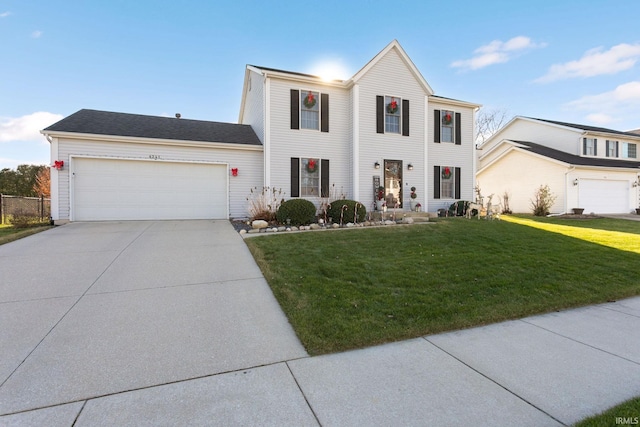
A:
0,224,53,246
573,396,640,426
245,216,640,355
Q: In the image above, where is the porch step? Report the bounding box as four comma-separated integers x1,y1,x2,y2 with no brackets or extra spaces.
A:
370,211,431,222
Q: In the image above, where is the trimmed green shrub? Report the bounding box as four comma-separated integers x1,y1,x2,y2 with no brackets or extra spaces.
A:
326,199,366,224
276,198,317,226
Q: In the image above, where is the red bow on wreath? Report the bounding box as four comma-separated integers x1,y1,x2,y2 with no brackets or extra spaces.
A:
308,159,316,169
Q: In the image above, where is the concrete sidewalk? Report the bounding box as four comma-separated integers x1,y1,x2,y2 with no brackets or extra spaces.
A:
1,222,639,426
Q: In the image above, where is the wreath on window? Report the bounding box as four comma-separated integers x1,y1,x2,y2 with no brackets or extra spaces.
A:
303,91,316,109
442,167,452,179
386,98,398,114
442,112,452,125
306,159,318,173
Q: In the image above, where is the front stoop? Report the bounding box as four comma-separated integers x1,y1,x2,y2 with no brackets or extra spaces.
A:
370,211,431,223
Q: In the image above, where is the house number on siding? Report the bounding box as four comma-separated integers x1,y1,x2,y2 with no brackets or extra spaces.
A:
149,154,162,160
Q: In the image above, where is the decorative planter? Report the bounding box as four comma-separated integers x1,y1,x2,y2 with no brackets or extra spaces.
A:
376,200,385,211
572,208,584,215
410,200,418,211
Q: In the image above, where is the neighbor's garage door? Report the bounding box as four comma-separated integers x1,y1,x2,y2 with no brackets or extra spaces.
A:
579,179,628,214
73,158,227,220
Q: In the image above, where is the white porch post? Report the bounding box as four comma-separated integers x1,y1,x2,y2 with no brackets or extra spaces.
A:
263,78,271,188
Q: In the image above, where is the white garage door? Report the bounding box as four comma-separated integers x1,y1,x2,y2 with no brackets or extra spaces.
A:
73,158,228,220
578,180,628,214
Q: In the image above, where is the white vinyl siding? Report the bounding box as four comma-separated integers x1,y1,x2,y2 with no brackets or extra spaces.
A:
356,48,428,210
55,138,263,220
268,78,351,205
240,70,265,143
428,101,476,210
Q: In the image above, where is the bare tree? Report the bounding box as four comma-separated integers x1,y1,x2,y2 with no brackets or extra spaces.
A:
33,167,51,197
476,108,511,144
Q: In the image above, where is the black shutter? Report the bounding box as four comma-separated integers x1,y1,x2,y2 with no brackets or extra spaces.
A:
583,138,587,155
290,90,299,130
454,167,461,199
434,166,441,199
402,99,410,136
290,158,300,197
455,113,461,145
615,141,619,157
434,110,441,143
594,139,598,156
321,93,329,133
376,96,384,134
606,140,610,157
321,159,330,197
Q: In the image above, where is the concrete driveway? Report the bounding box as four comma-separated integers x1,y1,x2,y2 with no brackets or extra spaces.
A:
0,221,308,422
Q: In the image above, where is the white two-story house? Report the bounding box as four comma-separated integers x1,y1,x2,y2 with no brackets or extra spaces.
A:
477,117,640,214
43,40,480,223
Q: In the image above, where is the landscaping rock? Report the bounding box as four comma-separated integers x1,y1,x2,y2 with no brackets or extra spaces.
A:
402,217,414,224
277,226,286,232
346,222,355,228
332,223,340,228
247,229,261,234
239,229,247,235
252,220,269,229
269,227,278,232
384,220,396,226
310,224,321,230
285,227,291,232
290,226,299,231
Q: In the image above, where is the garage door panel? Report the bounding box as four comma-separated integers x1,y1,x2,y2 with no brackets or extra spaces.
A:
579,180,628,214
73,158,227,221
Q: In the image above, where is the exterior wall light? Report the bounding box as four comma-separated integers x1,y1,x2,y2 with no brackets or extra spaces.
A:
407,164,414,171
374,161,380,169
573,179,579,186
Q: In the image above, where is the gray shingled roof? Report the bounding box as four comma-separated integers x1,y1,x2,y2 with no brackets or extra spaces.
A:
525,117,640,138
43,109,262,146
512,140,640,169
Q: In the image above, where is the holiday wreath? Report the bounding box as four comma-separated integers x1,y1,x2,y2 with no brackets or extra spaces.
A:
442,167,452,179
386,98,398,114
303,91,317,109
306,159,318,173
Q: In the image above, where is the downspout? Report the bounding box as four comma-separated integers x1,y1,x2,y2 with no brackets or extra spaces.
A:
563,165,576,214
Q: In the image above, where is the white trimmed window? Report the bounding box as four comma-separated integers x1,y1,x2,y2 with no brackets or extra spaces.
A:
606,140,618,158
441,110,454,143
622,142,637,159
385,96,401,134
300,158,320,196
300,91,319,130
441,166,454,199
583,138,596,156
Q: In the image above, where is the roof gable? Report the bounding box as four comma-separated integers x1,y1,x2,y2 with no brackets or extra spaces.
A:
524,117,640,139
349,40,434,95
43,109,262,146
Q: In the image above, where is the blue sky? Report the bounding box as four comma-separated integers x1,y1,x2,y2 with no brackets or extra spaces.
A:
1,0,639,169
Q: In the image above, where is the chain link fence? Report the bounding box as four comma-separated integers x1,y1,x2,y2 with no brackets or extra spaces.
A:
0,194,51,225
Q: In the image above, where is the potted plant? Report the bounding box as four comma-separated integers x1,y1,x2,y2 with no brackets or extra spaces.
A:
376,186,385,211
410,186,418,211
572,208,585,215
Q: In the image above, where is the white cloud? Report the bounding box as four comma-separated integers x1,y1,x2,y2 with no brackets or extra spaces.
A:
565,81,640,127
536,43,640,83
0,112,63,143
451,36,546,71
0,11,10,18
31,30,43,38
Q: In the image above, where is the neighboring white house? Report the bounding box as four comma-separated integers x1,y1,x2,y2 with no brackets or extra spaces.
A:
43,40,480,223
477,117,640,214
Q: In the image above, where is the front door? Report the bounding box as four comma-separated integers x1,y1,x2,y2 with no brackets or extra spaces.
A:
384,160,402,208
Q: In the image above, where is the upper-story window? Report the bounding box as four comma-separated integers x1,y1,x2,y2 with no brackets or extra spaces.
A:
385,96,401,134
301,91,319,130
622,142,637,159
433,109,461,144
376,95,409,136
583,138,597,156
606,140,619,158
290,89,329,132
441,110,454,143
